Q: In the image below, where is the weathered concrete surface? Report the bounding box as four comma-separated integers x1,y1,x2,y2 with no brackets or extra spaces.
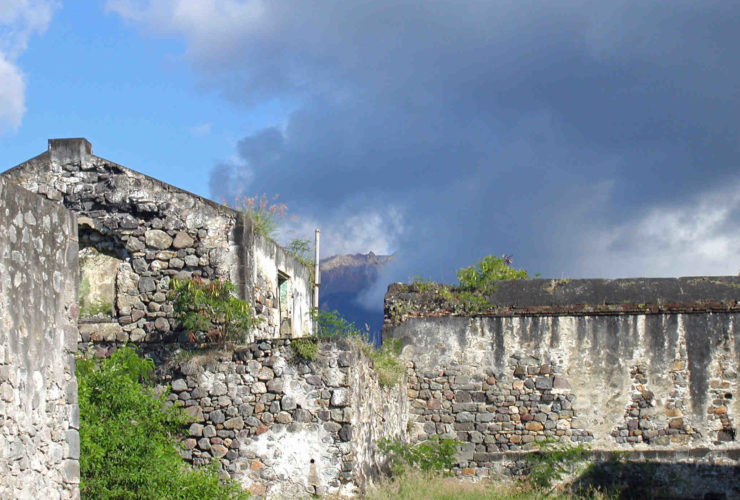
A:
383,279,740,492
2,138,313,346
389,314,739,450
169,338,406,498
0,177,80,499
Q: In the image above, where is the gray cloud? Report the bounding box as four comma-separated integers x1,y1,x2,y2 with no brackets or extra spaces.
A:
112,1,740,309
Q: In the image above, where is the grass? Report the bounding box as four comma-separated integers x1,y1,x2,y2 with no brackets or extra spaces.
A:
366,471,612,500
292,337,319,360
360,337,405,386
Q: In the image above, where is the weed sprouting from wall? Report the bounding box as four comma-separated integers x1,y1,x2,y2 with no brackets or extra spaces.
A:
292,310,405,385
230,194,287,239
170,277,257,345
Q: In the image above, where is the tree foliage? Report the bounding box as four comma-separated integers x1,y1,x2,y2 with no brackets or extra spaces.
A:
77,347,248,499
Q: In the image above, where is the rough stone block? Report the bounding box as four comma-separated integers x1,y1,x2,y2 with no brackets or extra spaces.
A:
145,229,173,249
331,388,351,407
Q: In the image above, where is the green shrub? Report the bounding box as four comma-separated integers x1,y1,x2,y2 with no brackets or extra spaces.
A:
434,255,532,314
292,337,319,360
285,238,312,264
77,346,248,499
523,438,590,489
291,309,365,361
170,277,256,344
78,275,114,318
457,255,530,293
313,308,366,339
379,435,461,476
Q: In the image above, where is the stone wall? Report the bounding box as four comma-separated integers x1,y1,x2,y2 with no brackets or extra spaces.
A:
383,278,740,479
167,338,406,497
2,138,313,351
0,177,80,499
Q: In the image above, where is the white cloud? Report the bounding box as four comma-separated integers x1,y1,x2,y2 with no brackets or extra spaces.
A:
577,179,740,278
106,0,266,56
189,122,212,137
280,206,404,258
0,0,59,133
0,53,25,133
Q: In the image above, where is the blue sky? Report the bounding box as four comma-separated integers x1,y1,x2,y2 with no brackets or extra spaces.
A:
0,1,291,196
1,1,739,309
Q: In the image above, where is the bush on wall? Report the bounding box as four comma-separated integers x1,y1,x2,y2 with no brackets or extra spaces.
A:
170,276,256,345
77,346,248,499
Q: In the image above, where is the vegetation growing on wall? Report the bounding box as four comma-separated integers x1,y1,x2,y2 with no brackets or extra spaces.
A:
456,254,530,291
231,193,287,239
364,338,405,386
373,436,604,499
292,309,405,385
170,277,256,344
400,255,532,316
77,347,248,499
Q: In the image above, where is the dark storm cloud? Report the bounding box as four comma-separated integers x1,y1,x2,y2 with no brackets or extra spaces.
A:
112,0,740,286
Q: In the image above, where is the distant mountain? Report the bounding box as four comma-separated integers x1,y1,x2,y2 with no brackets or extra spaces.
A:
319,252,394,343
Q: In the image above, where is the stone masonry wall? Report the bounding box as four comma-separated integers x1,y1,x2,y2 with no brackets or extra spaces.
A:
383,279,740,479
0,177,80,499
167,338,406,498
2,139,313,353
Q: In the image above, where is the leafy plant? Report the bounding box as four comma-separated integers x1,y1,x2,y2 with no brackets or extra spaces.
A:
231,194,288,239
291,337,319,360
170,277,256,344
81,298,114,318
522,438,590,489
285,238,311,263
297,310,403,385
435,255,531,314
313,308,366,339
285,238,317,285
454,290,492,314
77,346,248,499
457,254,530,293
379,435,461,476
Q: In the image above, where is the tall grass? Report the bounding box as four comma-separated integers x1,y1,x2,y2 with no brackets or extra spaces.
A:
366,470,613,500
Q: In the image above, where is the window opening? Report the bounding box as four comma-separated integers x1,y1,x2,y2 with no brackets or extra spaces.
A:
278,271,292,335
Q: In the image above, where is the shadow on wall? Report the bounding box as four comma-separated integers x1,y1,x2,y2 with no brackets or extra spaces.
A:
572,460,740,500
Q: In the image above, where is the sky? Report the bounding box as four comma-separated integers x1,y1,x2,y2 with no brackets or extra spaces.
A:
1,1,739,312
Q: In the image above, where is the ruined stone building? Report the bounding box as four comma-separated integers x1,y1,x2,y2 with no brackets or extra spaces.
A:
1,139,403,498
3,138,314,353
1,139,739,498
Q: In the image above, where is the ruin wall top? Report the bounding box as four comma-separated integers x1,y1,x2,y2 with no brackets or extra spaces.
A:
384,276,740,327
